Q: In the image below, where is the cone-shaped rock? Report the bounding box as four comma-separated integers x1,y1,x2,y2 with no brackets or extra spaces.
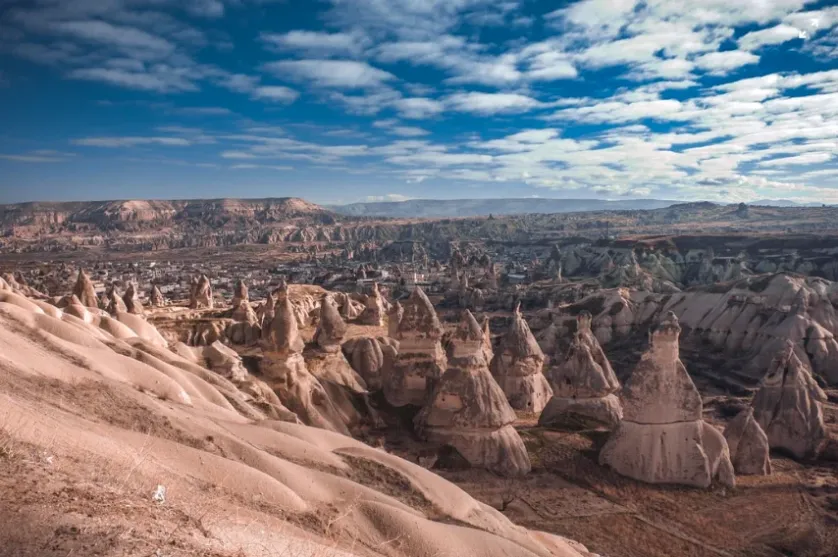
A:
260,283,349,434
387,300,403,337
490,305,553,413
752,341,827,459
600,312,735,488
232,279,248,307
384,286,447,407
724,408,771,475
314,295,347,352
122,282,144,315
540,311,622,429
190,275,213,309
358,282,385,326
149,285,165,307
259,291,276,340
343,336,396,392
415,310,531,477
73,269,98,309
481,317,494,363
105,286,127,314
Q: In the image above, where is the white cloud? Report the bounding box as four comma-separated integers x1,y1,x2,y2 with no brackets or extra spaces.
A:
739,24,805,50
68,67,198,92
393,97,444,119
693,50,760,73
72,136,191,147
759,152,834,166
54,20,174,58
251,85,299,103
261,30,369,56
230,164,293,171
263,59,395,88
445,92,542,114
0,149,74,163
362,194,414,202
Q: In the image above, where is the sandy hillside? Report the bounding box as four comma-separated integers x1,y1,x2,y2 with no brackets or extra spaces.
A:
0,288,593,557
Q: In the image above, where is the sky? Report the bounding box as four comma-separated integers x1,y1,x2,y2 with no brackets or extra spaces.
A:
1,0,837,205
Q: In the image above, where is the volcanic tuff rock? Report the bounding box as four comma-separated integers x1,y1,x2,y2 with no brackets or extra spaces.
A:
415,310,531,477
540,311,622,430
724,408,771,475
342,336,397,392
358,281,386,326
190,274,213,309
149,284,165,307
490,305,553,413
599,312,736,488
105,286,127,315
122,281,144,315
384,286,447,407
232,279,249,307
388,300,403,337
541,273,838,385
260,283,353,434
313,295,347,352
72,269,98,309
751,342,828,459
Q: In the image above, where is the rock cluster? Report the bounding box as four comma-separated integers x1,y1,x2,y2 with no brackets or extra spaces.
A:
540,311,622,429
490,305,553,413
105,286,127,314
122,282,144,315
343,336,398,392
599,312,736,488
358,282,385,326
724,408,771,475
415,310,531,477
384,287,447,407
73,269,98,309
751,342,827,459
190,275,213,309
149,285,165,307
387,300,403,337
259,283,349,433
231,280,248,308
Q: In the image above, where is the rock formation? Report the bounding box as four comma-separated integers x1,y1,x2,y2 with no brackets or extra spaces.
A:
149,285,165,307
724,408,771,475
599,312,735,488
388,300,403,337
105,286,127,314
481,317,494,363
228,294,261,346
490,305,553,413
540,311,622,429
751,342,827,459
73,269,98,309
384,286,447,407
259,291,276,340
260,283,350,433
415,310,531,477
232,279,248,307
342,336,398,392
314,295,347,353
358,282,385,326
122,282,144,315
190,274,213,309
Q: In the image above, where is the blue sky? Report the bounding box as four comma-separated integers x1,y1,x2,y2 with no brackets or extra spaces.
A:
1,0,837,205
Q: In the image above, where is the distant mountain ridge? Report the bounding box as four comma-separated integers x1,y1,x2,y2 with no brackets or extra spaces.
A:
328,198,680,218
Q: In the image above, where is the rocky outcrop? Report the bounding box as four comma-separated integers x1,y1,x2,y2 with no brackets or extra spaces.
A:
387,300,403,338
228,297,261,346
490,305,552,413
358,282,385,326
342,336,397,392
73,269,98,309
231,279,248,307
724,408,771,475
122,282,144,315
599,312,735,488
314,295,347,352
189,275,213,309
384,287,446,407
540,311,622,430
149,285,165,307
105,286,127,314
415,310,531,477
259,283,351,434
751,342,827,459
